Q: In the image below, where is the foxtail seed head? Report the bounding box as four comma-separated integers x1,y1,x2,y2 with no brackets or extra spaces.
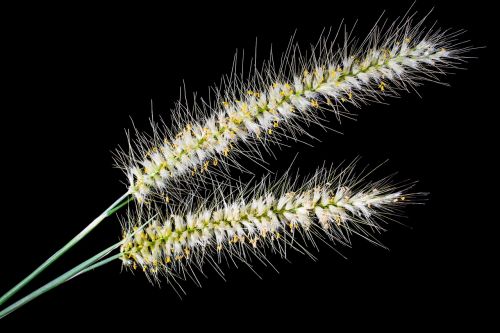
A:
120,163,421,288
115,13,469,202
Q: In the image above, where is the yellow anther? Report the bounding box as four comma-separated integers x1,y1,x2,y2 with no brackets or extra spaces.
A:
166,257,171,263
217,244,223,252
165,195,170,204
273,120,279,128
334,215,341,225
401,196,406,201
341,97,347,102
222,101,229,107
133,262,137,270
275,232,281,239
311,99,319,108
255,92,260,98
184,248,190,257
280,91,285,96
404,38,411,43
250,237,259,248
223,147,229,156
213,158,219,166
273,82,279,88
378,81,386,92
233,235,239,243
303,70,309,76
247,90,254,95
289,222,294,230
268,129,273,135
326,97,333,106
203,161,209,171
348,92,353,100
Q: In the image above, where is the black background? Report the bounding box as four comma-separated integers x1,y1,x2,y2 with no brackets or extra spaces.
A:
0,1,494,330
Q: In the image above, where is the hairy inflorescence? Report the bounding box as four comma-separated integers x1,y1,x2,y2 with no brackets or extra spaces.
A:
0,10,473,318
119,162,421,290
114,12,469,202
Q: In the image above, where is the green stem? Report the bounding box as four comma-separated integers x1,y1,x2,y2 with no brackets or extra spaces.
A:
106,195,135,216
70,253,122,280
0,191,132,307
0,242,122,319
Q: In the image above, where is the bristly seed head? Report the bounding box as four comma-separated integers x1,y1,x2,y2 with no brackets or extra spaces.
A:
114,12,469,202
119,163,422,289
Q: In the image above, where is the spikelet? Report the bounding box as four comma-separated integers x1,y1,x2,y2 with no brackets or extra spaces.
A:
114,12,470,202
119,162,421,289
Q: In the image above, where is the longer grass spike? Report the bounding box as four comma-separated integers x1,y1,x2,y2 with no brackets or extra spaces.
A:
115,12,470,202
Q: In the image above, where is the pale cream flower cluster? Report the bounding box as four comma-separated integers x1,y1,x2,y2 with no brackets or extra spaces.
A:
120,166,411,286
117,13,468,288
122,25,458,202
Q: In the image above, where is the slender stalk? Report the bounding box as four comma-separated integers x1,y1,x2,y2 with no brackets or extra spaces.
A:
0,242,122,319
0,214,155,319
70,253,122,280
0,192,132,307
